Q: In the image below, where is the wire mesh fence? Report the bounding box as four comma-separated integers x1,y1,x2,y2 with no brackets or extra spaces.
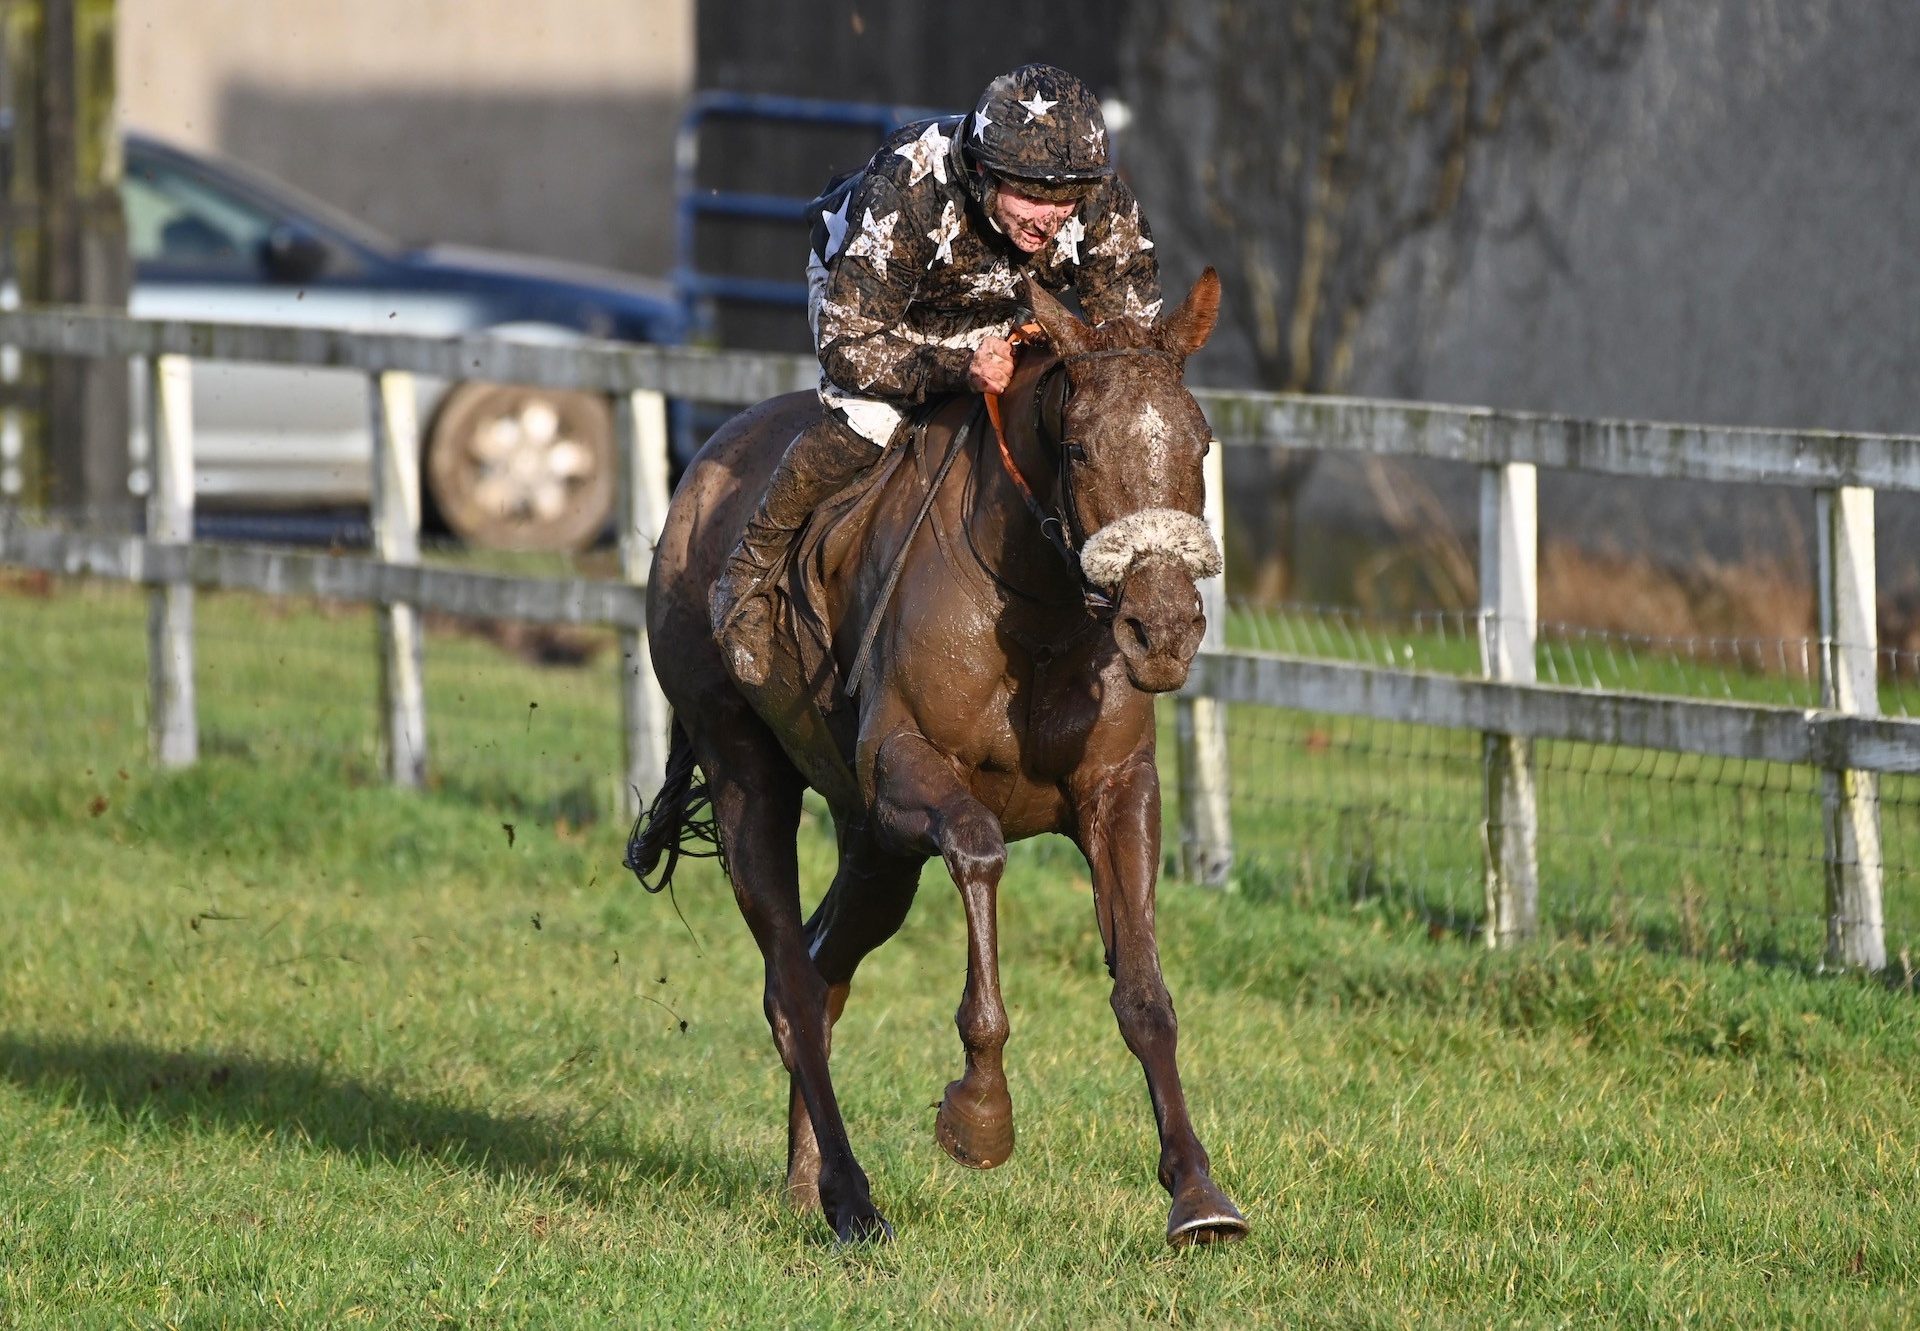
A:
7,570,1919,976
1206,596,1920,971
1228,594,1920,716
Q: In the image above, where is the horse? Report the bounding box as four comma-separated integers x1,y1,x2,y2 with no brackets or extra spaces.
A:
628,268,1247,1247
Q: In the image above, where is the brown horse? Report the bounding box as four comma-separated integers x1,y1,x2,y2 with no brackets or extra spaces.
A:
629,269,1247,1246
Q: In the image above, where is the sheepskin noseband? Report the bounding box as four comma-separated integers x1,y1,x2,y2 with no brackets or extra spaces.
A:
1076,508,1223,590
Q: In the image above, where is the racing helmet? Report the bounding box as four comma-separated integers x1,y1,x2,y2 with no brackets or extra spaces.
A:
962,64,1111,203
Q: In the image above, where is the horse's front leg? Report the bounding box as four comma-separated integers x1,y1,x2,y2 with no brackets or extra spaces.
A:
1077,756,1248,1246
870,729,1016,1169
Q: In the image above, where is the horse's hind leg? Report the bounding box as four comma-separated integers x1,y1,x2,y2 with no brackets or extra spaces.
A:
1078,757,1247,1246
869,730,1015,1170
698,727,891,1242
783,825,925,1211
782,984,845,1214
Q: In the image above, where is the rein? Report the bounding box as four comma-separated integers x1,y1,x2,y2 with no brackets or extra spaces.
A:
984,384,1085,589
843,406,979,698
839,331,1193,702
985,331,1179,614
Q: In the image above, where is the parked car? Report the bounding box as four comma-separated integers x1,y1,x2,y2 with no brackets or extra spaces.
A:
124,130,686,549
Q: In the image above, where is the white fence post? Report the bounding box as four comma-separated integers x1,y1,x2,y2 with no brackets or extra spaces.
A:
370,370,427,789
0,280,21,499
1817,486,1885,971
147,354,197,767
616,389,673,820
1177,440,1234,886
1480,462,1540,945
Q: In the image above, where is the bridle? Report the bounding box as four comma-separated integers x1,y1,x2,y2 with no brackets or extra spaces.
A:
847,330,1200,699
985,332,1181,615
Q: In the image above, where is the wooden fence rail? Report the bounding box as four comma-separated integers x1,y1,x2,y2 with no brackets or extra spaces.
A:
4,307,1918,969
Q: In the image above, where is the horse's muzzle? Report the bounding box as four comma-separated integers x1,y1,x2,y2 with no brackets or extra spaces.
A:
1079,508,1218,693
1112,557,1207,693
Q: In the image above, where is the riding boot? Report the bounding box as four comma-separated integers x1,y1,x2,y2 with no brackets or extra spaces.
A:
711,412,882,686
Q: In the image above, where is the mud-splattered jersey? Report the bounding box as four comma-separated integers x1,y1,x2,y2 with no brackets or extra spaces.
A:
807,114,1161,406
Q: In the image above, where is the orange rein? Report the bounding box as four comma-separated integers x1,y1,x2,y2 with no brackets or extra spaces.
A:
981,322,1114,613
985,322,1048,512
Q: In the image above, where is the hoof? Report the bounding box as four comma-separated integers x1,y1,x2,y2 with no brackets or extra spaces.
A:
831,1209,895,1245
1166,1178,1249,1248
934,1079,1014,1170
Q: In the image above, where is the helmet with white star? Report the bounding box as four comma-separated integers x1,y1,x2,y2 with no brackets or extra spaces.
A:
962,64,1111,204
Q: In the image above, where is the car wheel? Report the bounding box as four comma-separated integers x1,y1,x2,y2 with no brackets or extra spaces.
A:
425,381,616,551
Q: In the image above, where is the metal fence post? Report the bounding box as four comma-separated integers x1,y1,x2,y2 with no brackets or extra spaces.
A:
1817,485,1884,971
1480,461,1539,944
147,353,196,767
370,370,427,789
1176,440,1234,886
616,389,672,820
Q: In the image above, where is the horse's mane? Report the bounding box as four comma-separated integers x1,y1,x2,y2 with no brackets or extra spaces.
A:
1034,309,1201,367
1087,315,1159,352
1031,265,1219,368
1075,315,1164,356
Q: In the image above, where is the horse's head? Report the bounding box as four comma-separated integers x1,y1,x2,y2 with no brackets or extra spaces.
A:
1022,269,1223,693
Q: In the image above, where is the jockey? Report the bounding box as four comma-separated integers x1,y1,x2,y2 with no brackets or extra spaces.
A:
710,62,1163,685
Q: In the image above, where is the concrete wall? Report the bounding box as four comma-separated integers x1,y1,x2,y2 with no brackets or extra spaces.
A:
1337,0,1920,593
1355,1,1915,438
118,0,692,275
1110,1,1920,602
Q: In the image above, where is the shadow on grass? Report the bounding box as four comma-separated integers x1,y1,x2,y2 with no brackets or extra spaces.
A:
0,1035,768,1212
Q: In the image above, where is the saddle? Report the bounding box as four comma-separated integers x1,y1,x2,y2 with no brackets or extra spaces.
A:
765,327,1049,718
769,400,976,716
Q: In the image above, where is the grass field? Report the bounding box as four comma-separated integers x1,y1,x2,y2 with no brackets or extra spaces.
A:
3,580,1920,1325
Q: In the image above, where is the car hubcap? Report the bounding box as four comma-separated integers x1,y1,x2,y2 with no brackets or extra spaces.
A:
466,396,598,524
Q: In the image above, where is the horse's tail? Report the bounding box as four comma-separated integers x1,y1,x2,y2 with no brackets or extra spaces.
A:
624,716,723,894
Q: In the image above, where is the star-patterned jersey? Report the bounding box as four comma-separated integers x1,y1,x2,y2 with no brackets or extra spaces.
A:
808,114,1161,406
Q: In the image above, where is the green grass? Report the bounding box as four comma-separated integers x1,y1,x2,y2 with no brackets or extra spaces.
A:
4,581,1920,1325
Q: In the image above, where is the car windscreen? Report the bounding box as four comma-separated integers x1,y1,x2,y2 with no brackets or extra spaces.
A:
126,137,401,265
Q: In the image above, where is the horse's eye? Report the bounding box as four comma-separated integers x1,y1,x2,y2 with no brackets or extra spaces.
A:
1065,441,1088,464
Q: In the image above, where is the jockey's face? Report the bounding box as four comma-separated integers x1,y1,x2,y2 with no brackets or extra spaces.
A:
989,182,1080,254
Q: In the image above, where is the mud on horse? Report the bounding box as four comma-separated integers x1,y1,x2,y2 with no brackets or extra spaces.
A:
629,268,1247,1246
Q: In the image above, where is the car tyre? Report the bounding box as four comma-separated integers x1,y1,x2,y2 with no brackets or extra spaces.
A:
425,381,616,551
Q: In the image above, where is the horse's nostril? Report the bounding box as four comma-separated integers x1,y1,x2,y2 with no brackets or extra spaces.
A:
1126,617,1151,652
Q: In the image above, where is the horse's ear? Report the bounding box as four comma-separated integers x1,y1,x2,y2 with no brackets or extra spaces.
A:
1160,267,1221,359
1026,277,1093,358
